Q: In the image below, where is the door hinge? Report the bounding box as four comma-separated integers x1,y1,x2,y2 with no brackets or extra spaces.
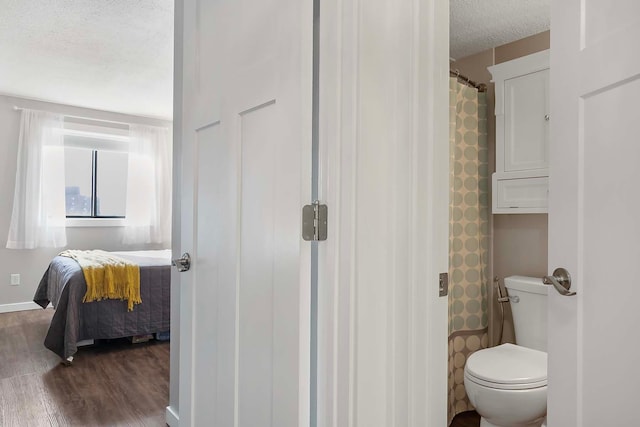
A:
302,201,327,241
439,272,449,297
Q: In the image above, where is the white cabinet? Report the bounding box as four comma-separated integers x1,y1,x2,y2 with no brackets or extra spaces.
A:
489,50,549,214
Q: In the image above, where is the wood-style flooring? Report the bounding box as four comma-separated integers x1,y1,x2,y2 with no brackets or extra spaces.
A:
450,410,481,427
0,308,169,426
1,308,481,426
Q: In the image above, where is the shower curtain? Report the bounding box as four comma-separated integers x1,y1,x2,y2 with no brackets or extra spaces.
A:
447,77,489,424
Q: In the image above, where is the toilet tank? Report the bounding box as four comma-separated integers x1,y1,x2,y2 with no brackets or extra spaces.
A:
504,276,548,352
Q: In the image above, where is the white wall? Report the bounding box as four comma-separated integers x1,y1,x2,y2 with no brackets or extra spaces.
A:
0,94,170,309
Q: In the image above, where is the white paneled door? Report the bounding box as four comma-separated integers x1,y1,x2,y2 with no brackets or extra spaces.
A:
177,0,312,426
549,2,640,426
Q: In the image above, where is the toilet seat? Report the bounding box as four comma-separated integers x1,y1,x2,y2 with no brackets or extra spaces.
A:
465,343,547,391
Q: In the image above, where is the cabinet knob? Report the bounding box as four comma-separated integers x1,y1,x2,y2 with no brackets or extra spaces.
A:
544,114,550,121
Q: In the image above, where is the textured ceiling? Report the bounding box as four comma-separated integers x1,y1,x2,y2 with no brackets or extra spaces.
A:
0,0,546,116
450,0,550,60
0,0,173,119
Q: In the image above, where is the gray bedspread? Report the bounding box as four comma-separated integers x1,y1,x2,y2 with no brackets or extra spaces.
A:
33,250,171,360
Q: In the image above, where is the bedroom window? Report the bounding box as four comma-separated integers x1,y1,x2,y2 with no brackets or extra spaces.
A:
64,147,128,218
63,121,131,219
6,108,172,248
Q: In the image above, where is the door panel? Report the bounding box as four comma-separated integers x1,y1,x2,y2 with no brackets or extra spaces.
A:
237,103,278,427
549,1,640,425
179,0,312,425
584,0,637,46
582,80,640,425
193,121,227,425
504,70,549,172
237,100,302,427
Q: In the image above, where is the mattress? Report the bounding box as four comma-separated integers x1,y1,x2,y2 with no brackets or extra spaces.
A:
33,249,172,360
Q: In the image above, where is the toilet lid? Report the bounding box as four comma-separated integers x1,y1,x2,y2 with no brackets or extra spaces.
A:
465,343,547,390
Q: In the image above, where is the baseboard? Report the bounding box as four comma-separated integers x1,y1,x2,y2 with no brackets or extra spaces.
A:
0,301,46,314
166,405,179,426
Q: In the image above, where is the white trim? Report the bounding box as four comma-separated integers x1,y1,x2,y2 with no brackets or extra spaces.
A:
317,0,448,425
63,121,130,137
59,128,131,143
165,405,179,426
65,218,126,228
177,0,196,423
416,0,450,425
167,0,183,422
0,301,48,314
316,0,358,424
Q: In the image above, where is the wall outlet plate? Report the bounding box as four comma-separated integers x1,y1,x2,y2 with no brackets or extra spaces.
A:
10,274,20,286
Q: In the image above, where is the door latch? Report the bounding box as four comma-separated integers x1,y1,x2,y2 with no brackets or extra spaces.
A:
439,272,448,297
172,253,191,272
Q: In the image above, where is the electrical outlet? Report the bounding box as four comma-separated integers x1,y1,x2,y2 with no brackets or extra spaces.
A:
10,274,20,286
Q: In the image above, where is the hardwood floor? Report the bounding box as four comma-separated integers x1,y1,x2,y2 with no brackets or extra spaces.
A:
1,309,481,427
450,410,481,427
0,309,169,426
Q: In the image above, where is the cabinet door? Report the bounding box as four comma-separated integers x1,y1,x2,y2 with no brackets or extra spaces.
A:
503,69,549,172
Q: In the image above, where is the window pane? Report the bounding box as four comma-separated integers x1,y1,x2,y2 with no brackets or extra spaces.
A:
96,151,128,217
65,147,93,216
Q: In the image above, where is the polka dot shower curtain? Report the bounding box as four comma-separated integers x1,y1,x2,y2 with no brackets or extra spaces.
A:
447,77,489,424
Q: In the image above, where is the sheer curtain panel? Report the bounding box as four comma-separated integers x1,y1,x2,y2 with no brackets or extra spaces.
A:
6,109,67,249
122,124,172,245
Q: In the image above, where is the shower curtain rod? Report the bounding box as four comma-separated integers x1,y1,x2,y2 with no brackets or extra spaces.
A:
450,70,487,92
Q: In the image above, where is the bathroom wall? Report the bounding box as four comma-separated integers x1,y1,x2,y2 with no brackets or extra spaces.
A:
0,94,170,310
450,31,550,345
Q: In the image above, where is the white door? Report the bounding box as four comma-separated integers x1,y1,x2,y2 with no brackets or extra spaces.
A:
315,1,449,426
177,0,313,425
548,2,640,425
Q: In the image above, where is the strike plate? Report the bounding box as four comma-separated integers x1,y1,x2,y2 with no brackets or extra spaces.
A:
439,272,449,297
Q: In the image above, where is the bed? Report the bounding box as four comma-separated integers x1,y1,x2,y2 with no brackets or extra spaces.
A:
33,249,172,362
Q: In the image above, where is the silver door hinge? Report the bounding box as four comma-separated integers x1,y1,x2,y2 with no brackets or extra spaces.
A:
302,201,327,241
439,272,448,297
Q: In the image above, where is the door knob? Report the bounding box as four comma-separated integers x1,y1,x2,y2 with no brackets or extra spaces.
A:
172,253,191,272
543,267,576,296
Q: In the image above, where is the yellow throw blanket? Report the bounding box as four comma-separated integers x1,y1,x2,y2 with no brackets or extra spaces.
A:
59,250,141,311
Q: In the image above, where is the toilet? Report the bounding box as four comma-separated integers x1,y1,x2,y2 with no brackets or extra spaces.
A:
464,276,548,427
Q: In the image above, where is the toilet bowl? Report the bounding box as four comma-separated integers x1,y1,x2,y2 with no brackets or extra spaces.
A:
463,276,548,427
464,343,547,427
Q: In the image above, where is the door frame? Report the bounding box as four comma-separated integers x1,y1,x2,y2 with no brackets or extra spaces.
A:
166,0,183,424
316,0,449,426
169,0,450,425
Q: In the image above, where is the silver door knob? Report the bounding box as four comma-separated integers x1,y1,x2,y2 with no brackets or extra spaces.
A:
543,267,576,296
172,253,191,272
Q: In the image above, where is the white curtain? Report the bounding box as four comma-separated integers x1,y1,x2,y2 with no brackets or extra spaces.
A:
6,109,67,249
122,124,172,245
